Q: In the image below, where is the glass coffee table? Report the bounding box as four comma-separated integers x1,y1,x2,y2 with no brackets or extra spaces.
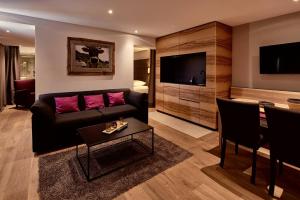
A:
76,117,154,181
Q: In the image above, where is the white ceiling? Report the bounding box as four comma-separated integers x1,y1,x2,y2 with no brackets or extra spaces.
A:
0,0,300,37
0,21,35,46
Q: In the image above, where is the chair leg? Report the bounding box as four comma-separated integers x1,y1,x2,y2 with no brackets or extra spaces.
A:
220,138,227,168
269,153,277,196
251,148,257,184
279,160,283,175
235,143,239,155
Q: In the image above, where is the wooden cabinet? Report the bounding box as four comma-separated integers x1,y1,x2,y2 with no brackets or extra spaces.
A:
155,22,232,130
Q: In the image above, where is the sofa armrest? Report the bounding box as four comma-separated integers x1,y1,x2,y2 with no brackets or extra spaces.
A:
30,100,55,123
128,90,147,108
128,90,148,123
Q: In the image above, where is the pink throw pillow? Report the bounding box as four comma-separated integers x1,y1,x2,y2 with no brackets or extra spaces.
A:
55,96,80,114
84,94,105,110
107,92,125,107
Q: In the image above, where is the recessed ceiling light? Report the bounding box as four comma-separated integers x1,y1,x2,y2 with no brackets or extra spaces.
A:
134,30,138,34
6,30,10,33
108,9,113,14
293,0,299,2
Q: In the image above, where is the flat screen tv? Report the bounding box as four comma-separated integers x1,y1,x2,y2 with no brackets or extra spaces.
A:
260,42,300,74
160,52,206,85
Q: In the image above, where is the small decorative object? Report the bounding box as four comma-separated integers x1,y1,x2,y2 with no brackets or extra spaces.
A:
258,101,274,108
67,37,115,75
102,120,128,134
287,98,300,111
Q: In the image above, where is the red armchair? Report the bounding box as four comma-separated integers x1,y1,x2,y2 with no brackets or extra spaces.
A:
14,79,35,108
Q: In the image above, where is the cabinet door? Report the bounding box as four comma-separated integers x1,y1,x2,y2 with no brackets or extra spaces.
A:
199,87,217,129
179,85,201,102
163,84,180,116
178,99,200,124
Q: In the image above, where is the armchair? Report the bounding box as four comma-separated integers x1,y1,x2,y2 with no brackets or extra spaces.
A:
14,79,35,108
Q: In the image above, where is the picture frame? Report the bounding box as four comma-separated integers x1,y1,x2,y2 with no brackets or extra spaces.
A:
67,37,115,75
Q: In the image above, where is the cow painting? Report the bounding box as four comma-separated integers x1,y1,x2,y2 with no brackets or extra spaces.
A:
67,37,115,75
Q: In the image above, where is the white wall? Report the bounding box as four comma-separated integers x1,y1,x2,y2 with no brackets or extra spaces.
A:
233,12,300,92
0,12,155,96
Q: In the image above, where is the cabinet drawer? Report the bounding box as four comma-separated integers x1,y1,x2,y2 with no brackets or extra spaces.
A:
179,85,200,102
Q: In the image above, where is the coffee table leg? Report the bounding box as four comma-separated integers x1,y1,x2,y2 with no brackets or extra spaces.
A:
87,146,90,181
151,128,154,154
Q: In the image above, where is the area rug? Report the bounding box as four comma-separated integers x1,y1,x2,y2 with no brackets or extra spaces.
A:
38,134,192,200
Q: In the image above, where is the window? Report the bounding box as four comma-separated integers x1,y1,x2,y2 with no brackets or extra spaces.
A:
20,55,35,80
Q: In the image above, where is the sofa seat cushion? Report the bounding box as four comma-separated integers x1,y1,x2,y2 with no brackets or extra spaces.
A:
55,110,103,129
99,104,138,120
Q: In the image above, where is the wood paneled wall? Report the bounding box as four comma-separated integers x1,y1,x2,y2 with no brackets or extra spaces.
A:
156,22,232,129
231,87,300,105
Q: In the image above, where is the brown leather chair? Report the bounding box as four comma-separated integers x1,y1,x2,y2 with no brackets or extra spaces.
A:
217,98,266,184
14,79,35,108
264,106,300,196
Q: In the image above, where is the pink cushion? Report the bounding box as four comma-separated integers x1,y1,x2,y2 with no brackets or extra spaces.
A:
107,92,125,107
84,94,105,110
55,96,80,114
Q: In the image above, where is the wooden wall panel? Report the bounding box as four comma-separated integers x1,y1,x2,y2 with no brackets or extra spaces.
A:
155,22,232,129
216,22,232,100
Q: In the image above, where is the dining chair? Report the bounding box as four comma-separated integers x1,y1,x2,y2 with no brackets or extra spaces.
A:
217,98,266,184
264,106,300,196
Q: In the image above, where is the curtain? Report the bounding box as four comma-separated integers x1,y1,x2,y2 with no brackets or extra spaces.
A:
0,44,5,111
5,46,20,105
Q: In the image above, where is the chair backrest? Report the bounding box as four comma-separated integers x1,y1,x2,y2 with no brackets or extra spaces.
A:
264,106,300,167
14,79,35,92
217,98,261,148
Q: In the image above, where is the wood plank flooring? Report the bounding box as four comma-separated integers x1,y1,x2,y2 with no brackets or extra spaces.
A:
0,107,299,200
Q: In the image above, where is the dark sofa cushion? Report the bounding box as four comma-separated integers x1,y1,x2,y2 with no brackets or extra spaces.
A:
55,110,103,129
99,104,138,121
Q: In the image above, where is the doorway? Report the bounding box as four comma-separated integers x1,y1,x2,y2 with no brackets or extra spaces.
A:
0,21,35,110
133,46,156,107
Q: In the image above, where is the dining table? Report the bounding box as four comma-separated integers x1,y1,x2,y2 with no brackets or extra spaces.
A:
218,98,290,147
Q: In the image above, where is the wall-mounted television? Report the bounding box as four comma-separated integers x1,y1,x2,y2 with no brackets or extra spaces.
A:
260,42,300,74
160,52,206,85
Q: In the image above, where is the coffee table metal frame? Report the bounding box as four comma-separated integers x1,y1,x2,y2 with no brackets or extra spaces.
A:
76,125,154,182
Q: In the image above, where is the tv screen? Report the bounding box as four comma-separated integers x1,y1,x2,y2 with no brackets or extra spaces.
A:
160,52,206,85
260,42,300,74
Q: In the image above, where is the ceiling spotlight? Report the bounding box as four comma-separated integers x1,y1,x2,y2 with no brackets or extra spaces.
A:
108,9,113,14
293,0,299,2
6,30,10,33
134,30,138,34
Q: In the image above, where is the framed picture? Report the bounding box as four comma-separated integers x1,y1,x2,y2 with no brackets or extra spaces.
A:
67,37,115,75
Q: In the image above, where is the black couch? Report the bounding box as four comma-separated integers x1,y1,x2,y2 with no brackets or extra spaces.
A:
30,88,148,153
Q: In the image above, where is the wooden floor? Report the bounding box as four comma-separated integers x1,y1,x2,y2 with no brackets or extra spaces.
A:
0,107,299,200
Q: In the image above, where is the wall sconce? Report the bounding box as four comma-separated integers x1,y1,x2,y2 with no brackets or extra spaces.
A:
147,67,150,74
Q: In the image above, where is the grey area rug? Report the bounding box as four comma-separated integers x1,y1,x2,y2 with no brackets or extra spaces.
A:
38,134,192,200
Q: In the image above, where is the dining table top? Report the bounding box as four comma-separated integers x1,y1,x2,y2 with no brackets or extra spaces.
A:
232,98,289,113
